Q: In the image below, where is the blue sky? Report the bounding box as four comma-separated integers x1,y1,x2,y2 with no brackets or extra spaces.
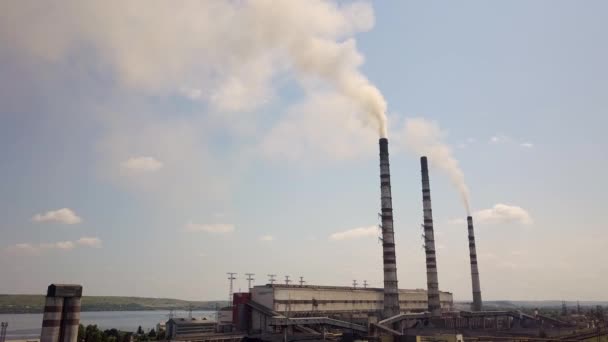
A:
1,1,607,301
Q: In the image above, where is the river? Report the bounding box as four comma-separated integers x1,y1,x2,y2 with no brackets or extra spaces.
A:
0,310,216,340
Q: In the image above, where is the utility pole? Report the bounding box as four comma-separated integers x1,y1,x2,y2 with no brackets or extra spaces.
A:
245,273,255,291
363,280,368,289
227,272,237,306
268,274,277,285
299,276,305,286
285,275,291,285
0,322,8,342
352,280,358,289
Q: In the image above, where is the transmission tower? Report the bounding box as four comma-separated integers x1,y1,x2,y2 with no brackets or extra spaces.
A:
363,280,368,289
285,275,291,285
227,272,237,306
268,274,277,284
352,280,358,288
299,276,306,286
245,273,255,291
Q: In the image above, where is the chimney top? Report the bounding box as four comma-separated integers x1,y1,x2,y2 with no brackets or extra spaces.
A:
421,156,428,171
379,138,389,154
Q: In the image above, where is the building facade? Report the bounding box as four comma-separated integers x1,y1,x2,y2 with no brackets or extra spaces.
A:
251,284,453,315
166,318,216,339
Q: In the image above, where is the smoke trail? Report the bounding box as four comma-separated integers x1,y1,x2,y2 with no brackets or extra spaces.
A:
0,0,388,136
402,118,471,214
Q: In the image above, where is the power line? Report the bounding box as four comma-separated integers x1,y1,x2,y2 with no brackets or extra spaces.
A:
245,273,255,291
227,272,237,306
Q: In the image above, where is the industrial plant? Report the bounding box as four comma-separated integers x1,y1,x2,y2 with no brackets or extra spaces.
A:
33,138,607,342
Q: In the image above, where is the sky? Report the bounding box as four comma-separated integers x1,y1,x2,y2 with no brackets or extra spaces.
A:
1,1,607,302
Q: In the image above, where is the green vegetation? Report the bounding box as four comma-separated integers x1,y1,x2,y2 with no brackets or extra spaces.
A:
0,294,228,314
77,324,165,342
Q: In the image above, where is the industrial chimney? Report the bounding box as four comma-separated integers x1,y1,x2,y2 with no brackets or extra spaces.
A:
41,284,82,342
379,138,400,318
467,216,483,311
420,156,441,316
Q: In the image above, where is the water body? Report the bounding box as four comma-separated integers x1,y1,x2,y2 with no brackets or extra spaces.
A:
0,310,215,340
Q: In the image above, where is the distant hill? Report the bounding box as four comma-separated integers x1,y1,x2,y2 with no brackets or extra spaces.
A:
455,300,608,311
0,294,229,314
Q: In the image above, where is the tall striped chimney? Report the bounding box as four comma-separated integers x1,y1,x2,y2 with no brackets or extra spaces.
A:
467,216,483,311
41,284,82,342
420,157,441,316
379,138,400,318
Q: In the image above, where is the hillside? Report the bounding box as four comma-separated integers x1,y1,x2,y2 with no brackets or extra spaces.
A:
0,294,228,314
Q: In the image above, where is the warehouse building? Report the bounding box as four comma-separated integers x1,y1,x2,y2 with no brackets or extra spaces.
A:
166,317,216,339
252,284,453,314
242,284,453,333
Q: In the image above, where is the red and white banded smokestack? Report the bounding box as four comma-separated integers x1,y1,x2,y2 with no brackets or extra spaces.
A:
467,216,483,311
379,138,400,318
420,156,441,316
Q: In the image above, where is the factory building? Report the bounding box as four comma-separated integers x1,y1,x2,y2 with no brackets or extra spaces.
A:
251,284,453,315
166,318,216,339
245,284,452,333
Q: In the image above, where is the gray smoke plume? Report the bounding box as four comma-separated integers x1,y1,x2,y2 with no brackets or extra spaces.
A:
402,118,471,214
0,0,388,136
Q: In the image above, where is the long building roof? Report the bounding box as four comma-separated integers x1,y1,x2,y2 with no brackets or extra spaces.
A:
254,284,452,294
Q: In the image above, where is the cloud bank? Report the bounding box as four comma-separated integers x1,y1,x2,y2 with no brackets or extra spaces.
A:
5,237,102,255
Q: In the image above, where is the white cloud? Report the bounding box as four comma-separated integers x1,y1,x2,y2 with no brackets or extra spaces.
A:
520,142,534,148
329,225,377,241
39,241,75,250
489,135,510,144
476,204,533,225
32,208,82,224
5,237,102,255
259,235,275,242
184,223,235,234
5,243,40,255
121,156,163,172
76,237,102,248
449,203,533,225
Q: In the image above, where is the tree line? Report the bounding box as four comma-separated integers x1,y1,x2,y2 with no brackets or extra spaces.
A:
77,324,166,342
